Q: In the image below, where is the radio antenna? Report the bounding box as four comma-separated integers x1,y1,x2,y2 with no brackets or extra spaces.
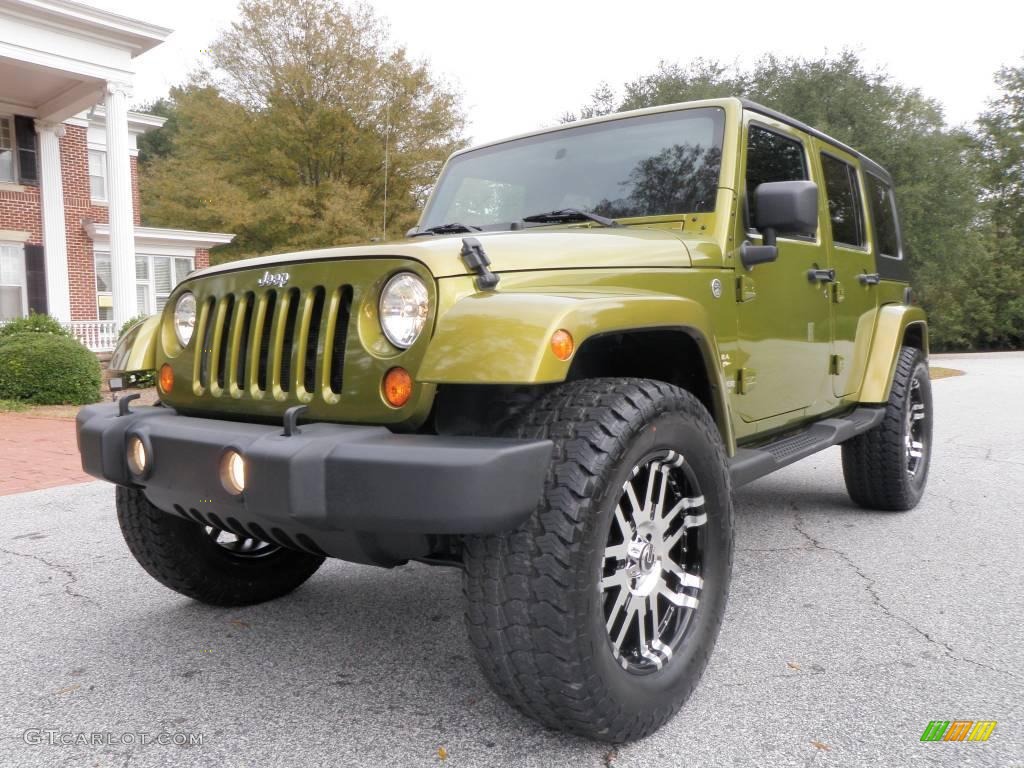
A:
382,99,390,240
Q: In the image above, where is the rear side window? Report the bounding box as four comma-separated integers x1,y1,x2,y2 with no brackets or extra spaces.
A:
865,173,901,258
745,125,807,227
821,154,865,248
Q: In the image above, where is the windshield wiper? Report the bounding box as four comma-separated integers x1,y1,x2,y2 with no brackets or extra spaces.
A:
521,208,620,227
408,222,482,237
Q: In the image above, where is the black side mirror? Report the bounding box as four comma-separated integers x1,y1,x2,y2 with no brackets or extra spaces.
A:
740,180,819,269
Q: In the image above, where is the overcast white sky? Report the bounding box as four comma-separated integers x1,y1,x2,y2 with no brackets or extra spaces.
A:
86,0,1022,144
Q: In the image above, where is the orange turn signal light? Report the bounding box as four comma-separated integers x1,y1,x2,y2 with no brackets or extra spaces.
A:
158,363,174,393
382,367,413,407
550,329,574,361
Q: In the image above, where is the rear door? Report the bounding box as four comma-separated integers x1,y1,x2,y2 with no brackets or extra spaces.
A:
815,147,878,397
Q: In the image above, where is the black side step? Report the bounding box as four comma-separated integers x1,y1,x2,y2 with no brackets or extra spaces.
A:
729,407,885,488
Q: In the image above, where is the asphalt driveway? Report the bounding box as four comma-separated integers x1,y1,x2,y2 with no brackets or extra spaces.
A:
1,353,1021,767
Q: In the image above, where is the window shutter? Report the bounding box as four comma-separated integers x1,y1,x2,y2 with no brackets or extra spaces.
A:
24,244,47,315
13,116,39,185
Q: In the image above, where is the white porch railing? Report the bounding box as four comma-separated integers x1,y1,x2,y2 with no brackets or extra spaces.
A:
0,320,120,353
67,321,120,352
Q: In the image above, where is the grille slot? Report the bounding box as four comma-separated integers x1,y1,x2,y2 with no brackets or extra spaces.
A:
330,286,353,395
234,292,254,390
198,297,216,388
279,288,300,393
256,290,277,391
215,294,235,389
304,287,326,393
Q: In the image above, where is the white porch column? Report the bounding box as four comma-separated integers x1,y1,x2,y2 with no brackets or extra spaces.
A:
104,81,137,325
36,121,71,321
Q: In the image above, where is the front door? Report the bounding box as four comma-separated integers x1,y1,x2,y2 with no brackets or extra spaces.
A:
814,146,878,397
733,115,832,423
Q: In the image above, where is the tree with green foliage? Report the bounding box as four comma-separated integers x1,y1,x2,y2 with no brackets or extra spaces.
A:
567,51,1022,350
140,0,464,261
134,97,179,167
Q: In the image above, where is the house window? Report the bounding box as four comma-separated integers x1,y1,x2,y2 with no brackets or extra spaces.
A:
0,117,15,183
95,251,195,320
153,255,194,311
0,243,27,320
88,149,107,201
95,251,112,320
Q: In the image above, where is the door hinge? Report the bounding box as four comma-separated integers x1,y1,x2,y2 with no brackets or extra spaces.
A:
831,281,845,304
829,354,845,375
736,275,756,302
737,367,757,394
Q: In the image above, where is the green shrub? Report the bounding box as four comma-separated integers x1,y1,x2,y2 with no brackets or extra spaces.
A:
0,332,101,405
0,312,72,342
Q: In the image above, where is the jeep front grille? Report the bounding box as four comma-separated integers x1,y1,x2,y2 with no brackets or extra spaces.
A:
193,285,353,398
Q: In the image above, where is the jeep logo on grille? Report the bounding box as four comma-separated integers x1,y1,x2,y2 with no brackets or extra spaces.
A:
257,271,290,288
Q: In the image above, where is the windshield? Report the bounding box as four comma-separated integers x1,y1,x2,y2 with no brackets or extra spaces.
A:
420,107,725,230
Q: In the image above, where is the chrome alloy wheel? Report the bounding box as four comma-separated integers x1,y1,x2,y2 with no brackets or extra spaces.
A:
204,526,280,558
601,449,707,674
905,377,928,478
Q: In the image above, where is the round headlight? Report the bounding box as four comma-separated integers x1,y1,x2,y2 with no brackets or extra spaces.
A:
379,273,428,349
173,292,196,348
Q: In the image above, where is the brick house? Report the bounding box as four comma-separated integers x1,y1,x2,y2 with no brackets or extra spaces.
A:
0,0,233,350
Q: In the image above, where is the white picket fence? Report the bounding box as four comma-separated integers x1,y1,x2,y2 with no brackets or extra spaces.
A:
0,320,120,352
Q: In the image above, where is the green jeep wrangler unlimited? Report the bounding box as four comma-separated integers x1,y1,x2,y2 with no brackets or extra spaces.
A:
78,97,931,742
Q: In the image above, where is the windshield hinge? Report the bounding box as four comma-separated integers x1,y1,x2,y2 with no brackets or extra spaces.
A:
460,237,500,291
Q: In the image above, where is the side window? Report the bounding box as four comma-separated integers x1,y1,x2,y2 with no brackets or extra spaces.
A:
745,125,808,229
864,173,901,258
820,154,866,248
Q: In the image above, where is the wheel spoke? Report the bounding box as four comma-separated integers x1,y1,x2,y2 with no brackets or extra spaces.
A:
612,598,639,651
910,402,926,421
909,440,923,458
663,509,707,551
642,462,663,521
606,587,629,634
623,477,643,518
661,495,705,527
637,598,663,669
614,504,634,540
662,561,704,590
659,582,699,609
600,569,629,591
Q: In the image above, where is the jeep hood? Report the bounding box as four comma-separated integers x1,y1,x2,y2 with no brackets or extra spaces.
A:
192,227,695,280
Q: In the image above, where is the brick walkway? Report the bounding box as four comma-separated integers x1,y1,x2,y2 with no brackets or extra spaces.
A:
0,413,94,496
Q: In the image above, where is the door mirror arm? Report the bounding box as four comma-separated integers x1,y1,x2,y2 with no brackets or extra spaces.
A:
741,181,818,271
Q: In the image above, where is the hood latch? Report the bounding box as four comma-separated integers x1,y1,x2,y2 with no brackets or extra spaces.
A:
460,237,500,291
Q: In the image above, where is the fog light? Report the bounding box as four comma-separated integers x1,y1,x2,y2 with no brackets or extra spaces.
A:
220,450,246,495
159,364,174,393
382,367,413,407
126,435,148,476
550,329,574,361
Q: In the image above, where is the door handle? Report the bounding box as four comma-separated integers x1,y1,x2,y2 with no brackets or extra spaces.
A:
858,272,881,285
807,268,835,283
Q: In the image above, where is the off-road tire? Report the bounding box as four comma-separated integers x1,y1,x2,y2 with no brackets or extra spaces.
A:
116,486,325,606
842,346,932,510
463,378,734,742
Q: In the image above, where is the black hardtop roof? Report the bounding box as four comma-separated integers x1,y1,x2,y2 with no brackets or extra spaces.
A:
739,99,893,185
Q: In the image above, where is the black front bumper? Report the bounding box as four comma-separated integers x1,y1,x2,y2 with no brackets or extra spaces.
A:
77,403,552,557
